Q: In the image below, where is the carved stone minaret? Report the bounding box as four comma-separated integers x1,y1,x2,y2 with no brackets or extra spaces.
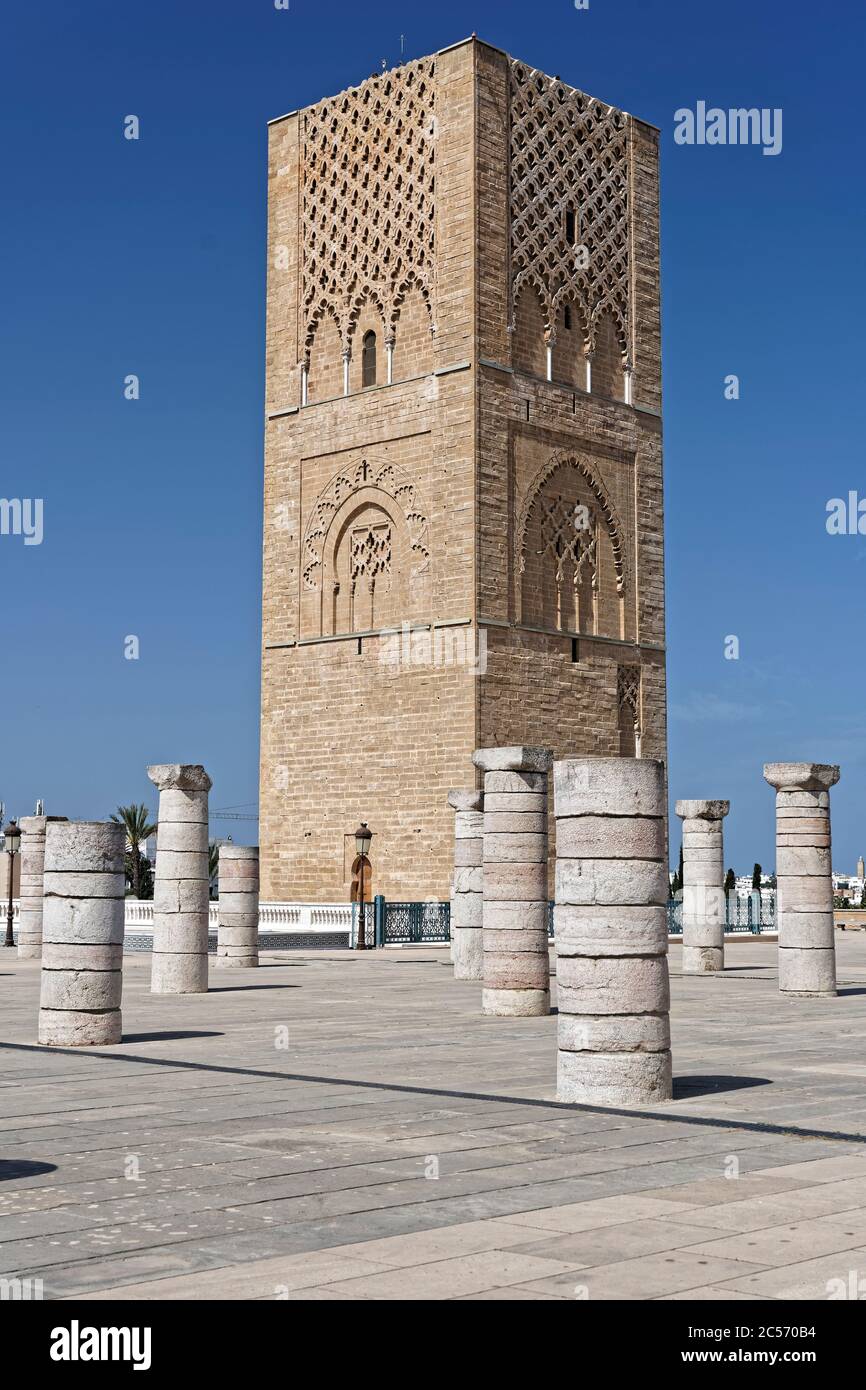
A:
260,38,666,901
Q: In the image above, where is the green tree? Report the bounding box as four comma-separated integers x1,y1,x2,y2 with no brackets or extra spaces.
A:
670,843,684,896
724,868,736,894
751,862,762,891
860,884,866,908
124,850,153,900
111,803,157,899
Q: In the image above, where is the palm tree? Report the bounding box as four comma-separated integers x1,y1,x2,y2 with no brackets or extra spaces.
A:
208,842,220,900
111,803,157,900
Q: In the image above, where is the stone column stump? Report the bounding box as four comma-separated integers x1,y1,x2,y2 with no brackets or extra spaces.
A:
38,821,125,1046
216,845,260,967
148,764,212,994
763,762,839,997
472,746,552,1017
448,788,484,980
554,756,672,1105
18,815,67,959
674,799,729,974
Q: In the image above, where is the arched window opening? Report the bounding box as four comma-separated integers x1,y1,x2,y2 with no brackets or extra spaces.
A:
563,304,572,331
362,330,377,388
537,493,598,633
565,207,577,245
617,666,641,758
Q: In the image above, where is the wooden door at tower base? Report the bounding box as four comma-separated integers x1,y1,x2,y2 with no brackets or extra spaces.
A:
350,854,373,903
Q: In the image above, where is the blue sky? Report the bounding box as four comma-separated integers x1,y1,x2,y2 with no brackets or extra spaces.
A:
2,0,864,873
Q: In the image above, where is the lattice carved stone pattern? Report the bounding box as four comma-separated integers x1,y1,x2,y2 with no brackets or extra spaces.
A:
510,60,630,353
538,495,598,592
301,58,436,351
617,665,641,728
302,458,430,593
351,524,392,587
516,451,627,597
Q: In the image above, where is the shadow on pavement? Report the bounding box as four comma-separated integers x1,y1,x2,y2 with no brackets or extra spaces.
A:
120,1030,225,1043
672,1074,771,1100
0,1159,57,1181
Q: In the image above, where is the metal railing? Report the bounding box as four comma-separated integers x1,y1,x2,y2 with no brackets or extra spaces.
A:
350,897,451,948
666,891,776,936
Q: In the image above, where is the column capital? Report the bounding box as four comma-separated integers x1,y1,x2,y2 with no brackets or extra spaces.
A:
763,762,840,793
218,844,259,862
147,764,212,793
19,815,48,835
448,788,483,812
675,799,729,822
554,756,664,818
473,746,553,774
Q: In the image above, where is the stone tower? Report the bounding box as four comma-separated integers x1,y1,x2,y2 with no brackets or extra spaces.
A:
259,37,666,903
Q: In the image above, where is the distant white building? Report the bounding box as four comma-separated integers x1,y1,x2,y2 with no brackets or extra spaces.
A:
833,873,865,905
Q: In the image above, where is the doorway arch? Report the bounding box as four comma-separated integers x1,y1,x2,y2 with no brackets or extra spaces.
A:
350,854,373,903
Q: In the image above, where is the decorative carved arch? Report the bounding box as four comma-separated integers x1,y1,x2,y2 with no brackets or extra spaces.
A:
551,286,590,338
516,449,626,595
347,285,388,346
390,269,434,335
588,299,628,358
302,456,430,592
511,270,552,336
304,299,346,359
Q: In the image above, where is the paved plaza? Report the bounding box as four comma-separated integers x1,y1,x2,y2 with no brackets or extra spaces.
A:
3,937,866,1301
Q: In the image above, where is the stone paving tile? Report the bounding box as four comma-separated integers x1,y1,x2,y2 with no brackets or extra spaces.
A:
666,1177,866,1234
659,1285,772,1300
714,1246,866,1300
3,938,866,1300
511,1216,729,1267
456,1286,566,1299
634,1173,825,1206
514,1250,770,1299
74,1252,395,1300
285,1216,561,1269
503,1193,708,1232
315,1248,588,1300
679,1210,866,1269
749,1155,866,1184
0,1207,114,1240
0,1207,275,1277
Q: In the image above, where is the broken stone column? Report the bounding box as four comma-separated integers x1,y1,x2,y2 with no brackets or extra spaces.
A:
554,756,672,1105
18,815,67,959
216,845,260,967
448,788,484,979
38,821,124,1046
148,764,212,994
763,762,839,998
674,800,729,974
472,747,552,1016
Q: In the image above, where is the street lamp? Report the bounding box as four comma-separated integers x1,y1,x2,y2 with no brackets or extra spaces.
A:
4,820,21,948
353,822,373,949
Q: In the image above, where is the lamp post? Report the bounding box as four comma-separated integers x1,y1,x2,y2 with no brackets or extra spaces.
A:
3,820,20,948
353,821,373,949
